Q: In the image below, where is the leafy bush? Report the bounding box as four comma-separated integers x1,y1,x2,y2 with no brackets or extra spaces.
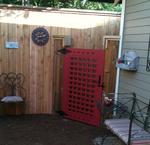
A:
0,0,122,12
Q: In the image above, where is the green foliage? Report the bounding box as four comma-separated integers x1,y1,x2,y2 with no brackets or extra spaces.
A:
0,0,122,12
80,2,122,12
1,0,21,4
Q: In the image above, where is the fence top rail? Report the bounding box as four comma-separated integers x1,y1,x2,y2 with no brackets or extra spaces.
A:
106,92,149,105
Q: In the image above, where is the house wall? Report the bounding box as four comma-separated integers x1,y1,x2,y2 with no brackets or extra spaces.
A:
0,6,120,114
119,0,150,102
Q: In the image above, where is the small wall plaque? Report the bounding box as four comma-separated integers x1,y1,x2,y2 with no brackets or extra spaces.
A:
5,42,19,49
64,35,72,47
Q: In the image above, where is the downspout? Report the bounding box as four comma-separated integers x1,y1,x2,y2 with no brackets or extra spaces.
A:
114,0,126,102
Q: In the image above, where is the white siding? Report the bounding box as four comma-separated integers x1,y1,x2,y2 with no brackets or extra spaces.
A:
119,0,150,102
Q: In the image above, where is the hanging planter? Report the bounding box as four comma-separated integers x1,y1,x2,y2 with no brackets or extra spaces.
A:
116,51,140,71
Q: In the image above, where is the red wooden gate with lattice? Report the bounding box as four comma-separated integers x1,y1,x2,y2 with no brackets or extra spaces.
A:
62,48,105,127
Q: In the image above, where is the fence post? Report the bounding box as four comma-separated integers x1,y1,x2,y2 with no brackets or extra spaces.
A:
128,93,136,145
144,100,150,130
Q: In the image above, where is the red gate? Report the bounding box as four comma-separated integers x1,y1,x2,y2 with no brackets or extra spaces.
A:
62,48,105,127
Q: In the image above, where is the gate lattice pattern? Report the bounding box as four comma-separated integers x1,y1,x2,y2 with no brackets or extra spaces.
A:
62,48,104,127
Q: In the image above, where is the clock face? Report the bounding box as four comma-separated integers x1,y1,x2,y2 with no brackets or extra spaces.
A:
32,27,49,46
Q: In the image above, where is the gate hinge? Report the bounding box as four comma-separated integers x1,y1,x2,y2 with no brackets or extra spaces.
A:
57,48,71,55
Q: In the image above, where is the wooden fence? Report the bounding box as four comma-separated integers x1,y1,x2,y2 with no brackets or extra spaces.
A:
0,6,120,114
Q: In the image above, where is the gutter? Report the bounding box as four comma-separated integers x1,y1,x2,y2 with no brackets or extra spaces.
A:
114,0,126,102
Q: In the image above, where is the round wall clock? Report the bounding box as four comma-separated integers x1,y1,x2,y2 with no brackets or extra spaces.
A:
32,27,49,46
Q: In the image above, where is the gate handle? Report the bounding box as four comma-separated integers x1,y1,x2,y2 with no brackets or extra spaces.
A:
98,75,104,88
98,75,101,87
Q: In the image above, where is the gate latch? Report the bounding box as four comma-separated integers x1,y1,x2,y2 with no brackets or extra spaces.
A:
57,47,71,55
98,75,104,88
